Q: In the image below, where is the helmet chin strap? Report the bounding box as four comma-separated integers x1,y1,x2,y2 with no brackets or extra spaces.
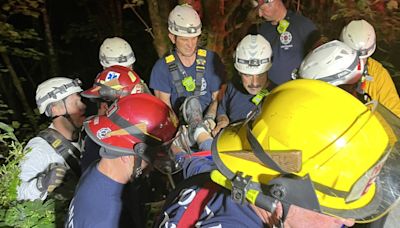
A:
51,99,81,142
130,156,143,181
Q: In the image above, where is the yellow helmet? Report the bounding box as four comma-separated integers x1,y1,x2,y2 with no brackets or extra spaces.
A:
211,79,400,223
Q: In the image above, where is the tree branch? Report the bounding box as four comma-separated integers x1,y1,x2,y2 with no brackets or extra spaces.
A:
124,0,155,39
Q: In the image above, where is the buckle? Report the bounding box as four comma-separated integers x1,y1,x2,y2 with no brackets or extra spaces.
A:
249,59,260,66
231,171,252,204
117,55,128,63
187,27,197,34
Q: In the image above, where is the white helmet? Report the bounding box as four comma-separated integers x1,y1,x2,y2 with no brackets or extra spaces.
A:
168,4,202,37
36,77,83,116
297,40,364,86
99,37,136,68
234,34,273,75
340,20,376,59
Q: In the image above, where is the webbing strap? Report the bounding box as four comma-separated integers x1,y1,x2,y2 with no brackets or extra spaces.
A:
246,123,289,174
38,128,81,177
194,49,206,96
108,112,162,146
166,54,186,97
177,181,219,228
165,49,207,97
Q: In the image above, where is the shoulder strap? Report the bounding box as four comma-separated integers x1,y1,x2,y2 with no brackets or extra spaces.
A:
177,181,219,228
162,172,211,210
194,49,207,96
165,54,186,97
38,128,81,177
165,50,207,97
156,172,219,227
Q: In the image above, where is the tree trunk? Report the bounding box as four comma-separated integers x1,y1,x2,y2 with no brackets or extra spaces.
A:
110,0,123,36
0,53,36,127
147,0,170,57
42,0,59,77
0,72,19,120
85,0,123,42
202,0,227,56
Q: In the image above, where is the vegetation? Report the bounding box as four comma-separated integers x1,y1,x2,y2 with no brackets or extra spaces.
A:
0,123,56,227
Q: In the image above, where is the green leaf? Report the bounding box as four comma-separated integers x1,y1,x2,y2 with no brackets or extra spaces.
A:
11,121,20,129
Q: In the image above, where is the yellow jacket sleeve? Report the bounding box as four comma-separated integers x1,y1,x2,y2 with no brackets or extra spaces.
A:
365,58,400,117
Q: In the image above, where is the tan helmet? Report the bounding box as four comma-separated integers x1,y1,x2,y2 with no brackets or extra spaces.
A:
340,20,376,59
234,34,273,75
99,37,136,68
168,4,202,37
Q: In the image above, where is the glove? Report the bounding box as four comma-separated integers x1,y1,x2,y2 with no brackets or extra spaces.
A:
36,163,67,193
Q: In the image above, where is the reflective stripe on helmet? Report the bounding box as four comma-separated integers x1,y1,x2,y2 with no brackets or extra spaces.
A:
36,78,82,107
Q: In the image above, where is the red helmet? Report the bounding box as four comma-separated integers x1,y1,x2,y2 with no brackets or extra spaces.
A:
82,65,144,101
84,94,179,161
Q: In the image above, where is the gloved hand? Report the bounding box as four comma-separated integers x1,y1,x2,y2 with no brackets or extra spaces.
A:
36,163,67,193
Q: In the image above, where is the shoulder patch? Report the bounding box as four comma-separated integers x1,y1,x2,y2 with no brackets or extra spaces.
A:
197,49,207,57
165,54,175,63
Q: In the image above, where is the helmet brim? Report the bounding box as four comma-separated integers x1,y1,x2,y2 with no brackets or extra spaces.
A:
81,86,101,99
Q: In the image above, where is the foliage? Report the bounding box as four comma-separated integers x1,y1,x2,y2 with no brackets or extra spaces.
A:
331,0,400,44
0,200,55,228
288,0,400,88
61,16,101,44
1,0,44,18
0,122,24,205
0,94,45,148
0,0,44,59
0,99,14,123
0,122,55,227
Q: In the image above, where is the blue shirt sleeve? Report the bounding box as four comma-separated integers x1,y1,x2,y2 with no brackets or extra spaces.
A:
182,156,216,179
296,14,319,52
149,58,172,94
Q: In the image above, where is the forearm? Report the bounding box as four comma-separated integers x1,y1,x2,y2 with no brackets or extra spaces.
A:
18,152,47,200
205,99,218,118
154,90,172,109
211,114,229,136
205,91,220,118
216,114,229,126
17,178,46,201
